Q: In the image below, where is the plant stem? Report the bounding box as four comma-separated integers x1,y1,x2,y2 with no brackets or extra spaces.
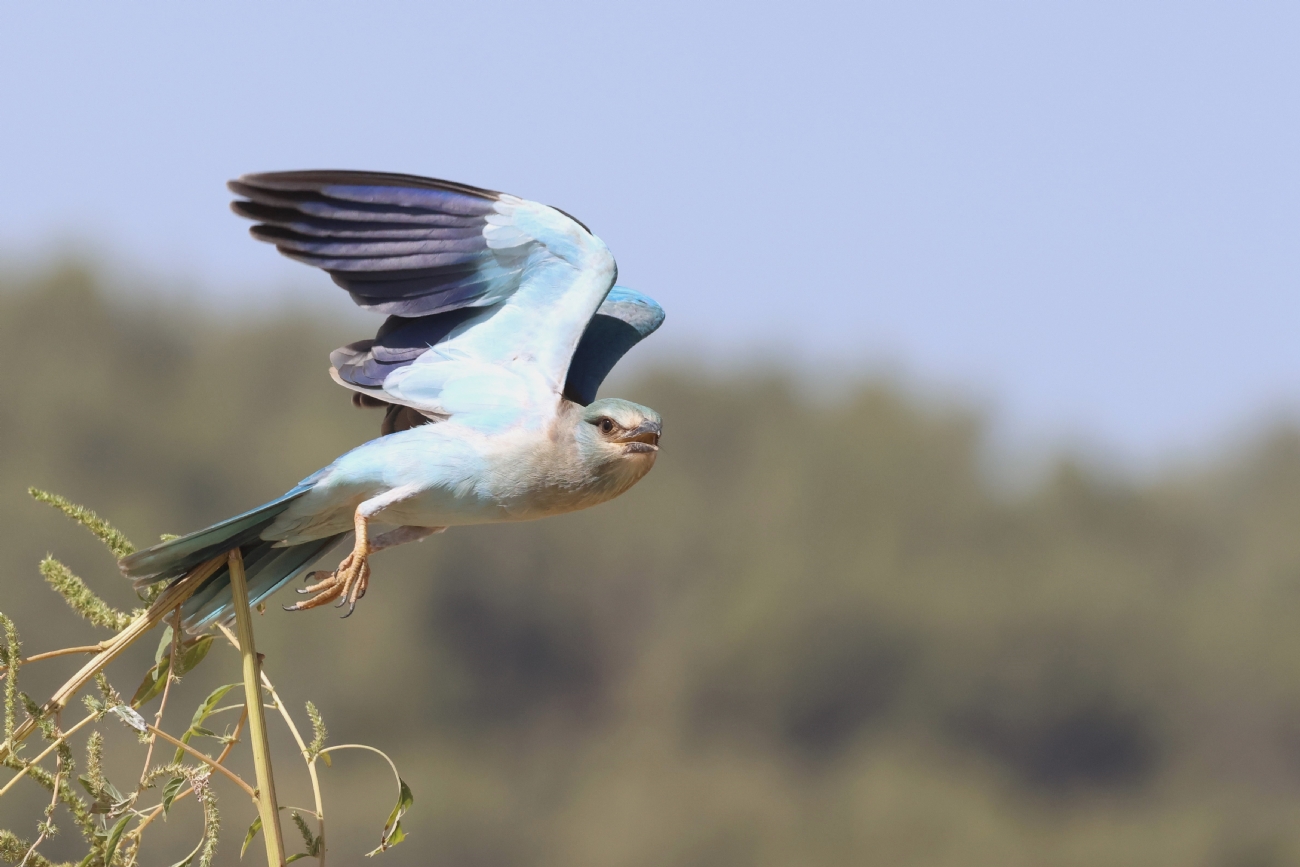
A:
228,549,286,866
0,553,225,765
144,723,256,799
0,644,110,674
216,622,327,867
0,711,96,799
268,682,326,863
137,607,181,792
128,706,246,843
20,713,63,867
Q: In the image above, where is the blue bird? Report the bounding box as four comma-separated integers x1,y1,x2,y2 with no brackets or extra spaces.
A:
119,171,664,631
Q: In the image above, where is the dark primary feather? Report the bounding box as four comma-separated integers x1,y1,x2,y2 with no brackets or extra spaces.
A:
229,170,525,317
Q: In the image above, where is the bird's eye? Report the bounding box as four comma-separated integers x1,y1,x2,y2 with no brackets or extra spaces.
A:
599,418,616,435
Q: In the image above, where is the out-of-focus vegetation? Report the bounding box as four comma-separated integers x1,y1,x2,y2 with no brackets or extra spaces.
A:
4,264,1300,866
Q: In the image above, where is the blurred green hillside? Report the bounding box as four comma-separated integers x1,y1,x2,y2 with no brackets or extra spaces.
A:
4,265,1300,866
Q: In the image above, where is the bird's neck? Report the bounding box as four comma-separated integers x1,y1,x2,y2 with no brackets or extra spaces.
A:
486,401,653,518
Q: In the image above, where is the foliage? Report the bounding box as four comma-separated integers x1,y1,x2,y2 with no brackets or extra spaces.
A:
0,488,412,866
26,490,135,560
11,265,1300,864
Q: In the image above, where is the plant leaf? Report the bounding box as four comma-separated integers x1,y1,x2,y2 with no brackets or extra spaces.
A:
173,634,214,677
139,632,211,708
103,779,126,803
103,814,131,864
79,774,115,814
174,683,240,764
366,777,413,856
285,854,312,864
131,656,170,707
242,807,290,859
241,814,262,860
161,774,186,816
155,626,174,665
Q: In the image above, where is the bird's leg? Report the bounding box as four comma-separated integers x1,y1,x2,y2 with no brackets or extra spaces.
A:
285,511,372,615
335,509,372,613
284,488,419,616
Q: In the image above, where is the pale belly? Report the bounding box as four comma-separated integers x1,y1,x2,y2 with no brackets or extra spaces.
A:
375,481,593,527
266,420,648,542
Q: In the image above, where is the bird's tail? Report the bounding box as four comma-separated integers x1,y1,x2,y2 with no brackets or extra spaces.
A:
119,477,346,632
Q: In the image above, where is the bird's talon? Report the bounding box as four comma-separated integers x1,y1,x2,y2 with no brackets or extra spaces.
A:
285,549,370,615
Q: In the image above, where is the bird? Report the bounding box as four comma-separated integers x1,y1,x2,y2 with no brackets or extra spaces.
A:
119,170,664,631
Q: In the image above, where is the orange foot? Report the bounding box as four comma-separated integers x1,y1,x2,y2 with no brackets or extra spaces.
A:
284,510,372,617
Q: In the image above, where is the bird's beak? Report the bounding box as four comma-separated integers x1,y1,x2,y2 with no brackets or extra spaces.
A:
617,419,661,453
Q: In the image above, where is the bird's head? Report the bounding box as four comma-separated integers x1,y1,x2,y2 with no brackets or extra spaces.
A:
576,398,662,470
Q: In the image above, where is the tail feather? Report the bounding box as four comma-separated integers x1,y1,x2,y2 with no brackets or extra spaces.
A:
180,533,348,632
120,479,317,587
118,471,341,632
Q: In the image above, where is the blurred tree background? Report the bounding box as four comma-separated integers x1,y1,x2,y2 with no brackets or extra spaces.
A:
4,264,1300,867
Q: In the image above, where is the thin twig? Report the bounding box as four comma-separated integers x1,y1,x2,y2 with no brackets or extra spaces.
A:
128,706,247,843
144,723,256,800
0,554,225,765
0,711,96,799
0,643,111,675
137,607,182,792
317,744,401,777
20,712,64,867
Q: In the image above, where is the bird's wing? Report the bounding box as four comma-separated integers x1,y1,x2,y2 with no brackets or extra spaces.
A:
231,170,618,428
563,287,665,405
332,286,665,407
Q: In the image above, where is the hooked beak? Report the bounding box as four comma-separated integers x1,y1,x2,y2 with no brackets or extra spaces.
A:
617,419,662,453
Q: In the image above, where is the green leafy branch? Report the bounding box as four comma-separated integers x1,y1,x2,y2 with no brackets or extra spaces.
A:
0,490,416,867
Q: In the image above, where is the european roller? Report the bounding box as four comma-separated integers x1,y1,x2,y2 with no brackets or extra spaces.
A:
119,171,664,631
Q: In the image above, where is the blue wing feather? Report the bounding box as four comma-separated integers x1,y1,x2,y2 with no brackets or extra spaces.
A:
331,286,664,405
564,287,666,404
235,170,646,424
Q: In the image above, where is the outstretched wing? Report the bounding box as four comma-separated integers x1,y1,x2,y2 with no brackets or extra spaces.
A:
564,287,665,405
332,286,665,409
231,170,617,429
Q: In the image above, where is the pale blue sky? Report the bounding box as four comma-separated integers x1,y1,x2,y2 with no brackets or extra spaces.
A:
2,3,1298,460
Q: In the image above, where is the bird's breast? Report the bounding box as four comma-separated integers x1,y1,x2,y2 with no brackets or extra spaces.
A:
474,428,649,522
326,420,649,529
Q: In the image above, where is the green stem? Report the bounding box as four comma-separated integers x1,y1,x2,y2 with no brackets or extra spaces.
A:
219,622,329,867
229,549,286,866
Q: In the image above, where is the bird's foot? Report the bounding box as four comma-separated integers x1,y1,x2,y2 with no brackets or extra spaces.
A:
284,550,371,617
